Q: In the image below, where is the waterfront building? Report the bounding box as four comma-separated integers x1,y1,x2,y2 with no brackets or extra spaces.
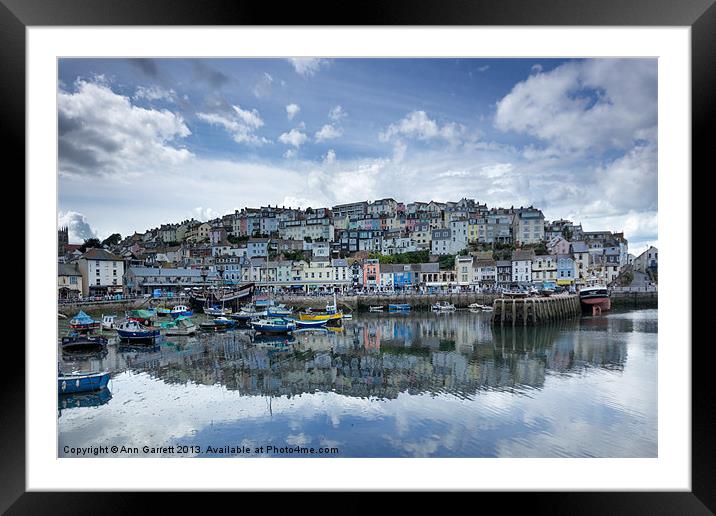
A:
633,246,658,275
363,259,380,290
474,259,497,287
124,266,218,295
431,227,466,255
58,262,83,299
556,255,576,287
78,248,125,297
531,255,558,284
496,260,512,287
511,249,535,285
455,255,475,287
570,242,590,284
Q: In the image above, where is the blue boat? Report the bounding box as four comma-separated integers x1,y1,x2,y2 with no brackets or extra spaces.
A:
116,320,162,342
294,318,328,328
388,303,411,311
213,316,237,327
61,332,108,352
170,305,193,318
58,371,110,394
267,304,293,317
250,317,297,334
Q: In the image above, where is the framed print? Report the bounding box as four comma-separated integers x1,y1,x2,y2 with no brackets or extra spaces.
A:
5,0,711,510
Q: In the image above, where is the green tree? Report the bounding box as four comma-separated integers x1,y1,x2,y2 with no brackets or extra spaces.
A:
101,233,122,247
438,254,455,270
79,238,102,252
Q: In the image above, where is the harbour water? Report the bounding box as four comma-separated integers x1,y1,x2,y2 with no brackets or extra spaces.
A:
58,308,657,458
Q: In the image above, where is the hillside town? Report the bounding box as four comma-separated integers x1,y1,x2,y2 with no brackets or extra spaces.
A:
57,198,658,300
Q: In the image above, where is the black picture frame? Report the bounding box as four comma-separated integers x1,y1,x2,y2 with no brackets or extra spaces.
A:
4,0,710,511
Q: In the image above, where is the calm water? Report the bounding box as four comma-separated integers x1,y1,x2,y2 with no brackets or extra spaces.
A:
58,309,657,458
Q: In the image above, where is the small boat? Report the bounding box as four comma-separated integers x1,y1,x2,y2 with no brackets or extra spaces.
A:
369,306,384,312
198,320,228,332
468,303,493,311
101,314,117,330
213,316,237,327
58,371,110,394
69,310,100,332
251,317,297,334
171,305,193,318
388,303,411,311
126,309,156,325
432,301,456,311
342,313,353,320
298,311,343,322
115,320,162,342
160,316,197,336
203,306,233,316
61,331,108,352
294,318,328,329
502,290,529,298
156,307,172,317
267,304,293,317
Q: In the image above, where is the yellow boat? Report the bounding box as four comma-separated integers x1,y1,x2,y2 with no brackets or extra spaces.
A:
298,311,343,322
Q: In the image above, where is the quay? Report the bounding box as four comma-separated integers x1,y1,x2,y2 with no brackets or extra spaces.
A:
491,294,581,326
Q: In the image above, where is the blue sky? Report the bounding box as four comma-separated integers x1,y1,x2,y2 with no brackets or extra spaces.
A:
58,58,657,254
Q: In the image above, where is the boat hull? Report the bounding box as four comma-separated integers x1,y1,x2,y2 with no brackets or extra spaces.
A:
298,312,342,322
58,372,110,394
295,319,328,328
116,329,161,341
580,297,611,312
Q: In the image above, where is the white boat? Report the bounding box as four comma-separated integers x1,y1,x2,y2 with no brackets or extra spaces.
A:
468,303,493,311
161,316,197,336
432,301,456,311
203,306,232,316
101,314,117,330
369,306,384,312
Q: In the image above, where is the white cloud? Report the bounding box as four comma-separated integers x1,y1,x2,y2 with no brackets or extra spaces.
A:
495,59,657,153
133,85,178,103
324,149,336,164
531,64,543,74
278,128,308,148
286,103,300,120
315,124,343,142
191,207,220,221
252,72,274,98
283,149,296,159
329,105,347,121
288,58,328,77
58,211,97,243
380,110,470,146
59,78,192,177
197,104,269,145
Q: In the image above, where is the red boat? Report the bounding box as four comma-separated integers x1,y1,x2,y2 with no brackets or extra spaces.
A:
579,286,611,315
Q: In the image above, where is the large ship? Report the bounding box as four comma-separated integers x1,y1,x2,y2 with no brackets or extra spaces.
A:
189,282,255,311
579,285,611,315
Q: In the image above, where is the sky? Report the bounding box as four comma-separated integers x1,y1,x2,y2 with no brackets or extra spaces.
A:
57,58,658,255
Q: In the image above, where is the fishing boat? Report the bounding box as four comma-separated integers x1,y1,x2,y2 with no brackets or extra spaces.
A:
298,311,343,322
61,331,108,352
203,305,233,316
100,314,117,330
267,304,293,317
369,306,384,312
294,318,328,329
170,305,193,318
58,371,110,394
579,285,611,315
115,320,162,342
160,315,197,336
388,303,411,311
68,310,100,332
156,306,172,317
431,301,456,311
126,309,156,325
250,317,297,334
189,283,255,306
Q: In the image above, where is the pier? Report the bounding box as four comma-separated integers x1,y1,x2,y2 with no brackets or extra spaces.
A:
491,294,581,326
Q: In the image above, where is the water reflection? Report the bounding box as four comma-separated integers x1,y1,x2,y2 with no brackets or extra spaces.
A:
59,311,631,399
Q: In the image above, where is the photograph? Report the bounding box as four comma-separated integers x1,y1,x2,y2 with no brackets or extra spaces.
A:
56,56,659,459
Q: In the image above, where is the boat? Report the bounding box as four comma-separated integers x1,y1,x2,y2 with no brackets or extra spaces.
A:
294,318,328,329
250,317,297,334
115,320,162,342
156,306,172,317
579,286,611,315
298,311,343,322
502,290,529,298
160,315,197,336
61,331,108,352
341,313,353,320
68,310,100,332
189,283,255,305
431,301,456,311
388,303,411,311
101,314,117,330
58,371,110,394
468,303,493,311
170,305,193,318
213,316,237,327
203,306,233,316
267,304,293,317
230,309,267,323
369,306,384,312
126,309,156,325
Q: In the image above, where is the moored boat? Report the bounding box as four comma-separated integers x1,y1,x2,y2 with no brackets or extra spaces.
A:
388,303,411,311
126,309,156,325
171,305,193,318
431,301,456,311
294,318,328,329
61,331,109,352
58,371,110,394
69,310,100,332
156,306,172,317
267,304,293,317
250,317,297,334
115,320,162,342
160,315,197,336
369,306,384,312
101,314,117,330
203,306,233,316
579,286,611,315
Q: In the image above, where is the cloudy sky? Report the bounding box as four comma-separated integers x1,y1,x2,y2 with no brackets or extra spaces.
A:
58,58,657,255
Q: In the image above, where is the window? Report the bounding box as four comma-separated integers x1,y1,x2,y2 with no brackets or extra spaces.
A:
70,276,77,285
